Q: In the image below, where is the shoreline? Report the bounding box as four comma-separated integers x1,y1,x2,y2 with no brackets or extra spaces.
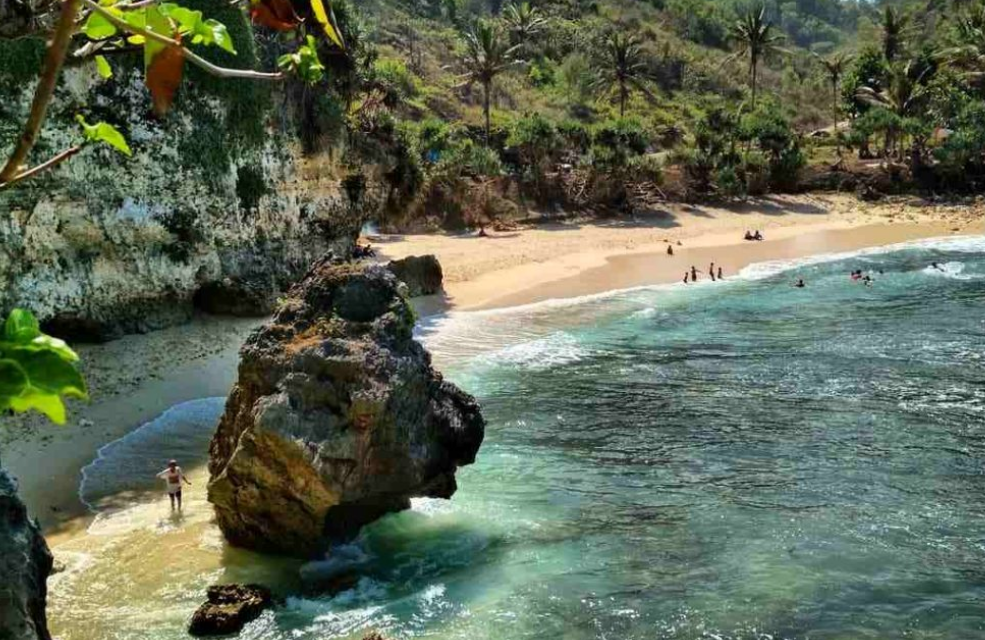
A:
5,193,983,541
377,193,984,311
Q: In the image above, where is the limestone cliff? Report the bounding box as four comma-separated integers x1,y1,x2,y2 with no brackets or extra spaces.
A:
0,1,382,339
0,466,52,640
207,261,484,557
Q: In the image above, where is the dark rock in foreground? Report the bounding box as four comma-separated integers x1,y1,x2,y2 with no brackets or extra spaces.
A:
207,260,484,557
0,469,53,640
386,255,444,297
187,584,273,637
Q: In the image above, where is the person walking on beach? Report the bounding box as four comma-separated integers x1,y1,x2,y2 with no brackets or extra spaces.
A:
157,459,191,511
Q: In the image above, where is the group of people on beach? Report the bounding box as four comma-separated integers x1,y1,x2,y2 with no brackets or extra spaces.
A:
744,230,764,241
683,262,724,284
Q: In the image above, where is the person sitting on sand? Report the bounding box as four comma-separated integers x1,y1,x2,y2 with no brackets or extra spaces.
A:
478,225,488,238
744,231,754,241
753,230,763,241
794,278,806,288
157,459,191,511
667,245,674,256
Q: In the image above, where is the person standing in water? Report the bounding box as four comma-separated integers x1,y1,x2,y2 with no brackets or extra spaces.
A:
690,265,698,282
709,262,716,281
684,271,689,284
717,266,723,280
157,459,191,510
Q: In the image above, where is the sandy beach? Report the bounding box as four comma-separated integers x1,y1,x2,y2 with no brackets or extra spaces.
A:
5,192,984,538
376,193,985,310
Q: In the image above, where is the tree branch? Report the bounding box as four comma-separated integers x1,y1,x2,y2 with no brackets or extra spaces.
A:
0,144,84,192
80,0,285,81
0,0,81,182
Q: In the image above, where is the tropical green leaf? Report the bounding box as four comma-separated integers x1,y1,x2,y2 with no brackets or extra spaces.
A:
4,308,41,343
76,116,133,156
83,11,118,40
95,55,113,79
0,310,88,425
310,0,345,49
0,360,28,399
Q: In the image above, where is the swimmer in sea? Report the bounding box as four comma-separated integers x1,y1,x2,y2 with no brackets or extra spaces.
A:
157,459,191,510
794,278,806,288
931,262,945,272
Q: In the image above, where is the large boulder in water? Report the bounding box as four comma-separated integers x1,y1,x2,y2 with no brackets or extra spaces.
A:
206,260,484,557
187,584,273,637
0,468,53,640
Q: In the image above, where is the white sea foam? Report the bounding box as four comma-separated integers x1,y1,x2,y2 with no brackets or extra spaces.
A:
922,261,975,280
423,234,985,368
474,331,587,370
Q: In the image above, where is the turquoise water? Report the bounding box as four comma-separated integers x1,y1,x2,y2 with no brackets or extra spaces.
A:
52,236,985,640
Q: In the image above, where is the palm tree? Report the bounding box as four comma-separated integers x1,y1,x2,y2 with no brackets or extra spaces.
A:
726,6,786,107
592,32,651,117
880,6,910,62
460,21,520,144
939,4,985,81
504,2,547,51
855,61,930,160
815,51,853,156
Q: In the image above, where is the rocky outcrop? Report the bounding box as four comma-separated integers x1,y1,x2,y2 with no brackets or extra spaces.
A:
386,255,444,297
0,467,53,640
187,584,273,637
0,7,384,341
207,261,484,557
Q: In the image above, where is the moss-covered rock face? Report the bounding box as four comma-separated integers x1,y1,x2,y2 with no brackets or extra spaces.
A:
0,2,386,340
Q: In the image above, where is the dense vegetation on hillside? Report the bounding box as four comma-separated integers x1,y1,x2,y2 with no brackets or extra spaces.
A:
7,0,985,227
293,0,985,227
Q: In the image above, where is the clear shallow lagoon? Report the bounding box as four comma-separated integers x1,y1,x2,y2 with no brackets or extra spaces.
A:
51,236,985,640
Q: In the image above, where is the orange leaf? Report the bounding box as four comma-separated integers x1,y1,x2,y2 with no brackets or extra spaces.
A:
146,45,184,117
250,0,301,31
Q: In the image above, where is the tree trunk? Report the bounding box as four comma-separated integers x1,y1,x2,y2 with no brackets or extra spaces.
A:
832,80,840,157
619,80,627,117
483,80,491,146
751,56,758,108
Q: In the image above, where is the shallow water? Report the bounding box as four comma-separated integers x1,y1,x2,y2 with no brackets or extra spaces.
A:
49,236,985,639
